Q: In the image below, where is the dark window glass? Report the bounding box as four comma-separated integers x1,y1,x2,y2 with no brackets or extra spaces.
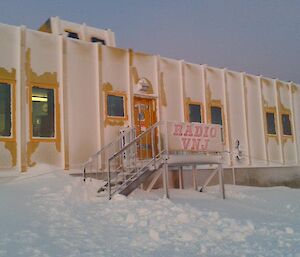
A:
0,83,12,137
107,95,125,117
266,112,276,135
189,104,201,123
32,87,55,138
211,106,222,125
65,31,79,39
211,106,223,141
282,114,292,136
91,37,106,45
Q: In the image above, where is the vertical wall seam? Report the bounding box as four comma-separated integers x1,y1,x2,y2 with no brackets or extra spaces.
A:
274,79,284,164
241,72,251,165
258,76,269,164
289,82,299,164
222,69,233,166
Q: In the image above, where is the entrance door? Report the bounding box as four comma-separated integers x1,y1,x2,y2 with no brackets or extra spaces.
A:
134,97,157,159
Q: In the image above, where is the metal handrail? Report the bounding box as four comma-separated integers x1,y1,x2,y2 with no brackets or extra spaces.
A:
108,121,164,162
82,127,135,181
107,121,167,199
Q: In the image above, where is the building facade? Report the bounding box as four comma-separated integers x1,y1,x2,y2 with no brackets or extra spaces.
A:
1,17,300,181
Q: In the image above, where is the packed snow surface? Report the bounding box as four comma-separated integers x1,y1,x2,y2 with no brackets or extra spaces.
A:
0,169,300,257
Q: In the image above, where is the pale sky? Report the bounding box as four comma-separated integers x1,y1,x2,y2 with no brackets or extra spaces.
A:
0,0,299,83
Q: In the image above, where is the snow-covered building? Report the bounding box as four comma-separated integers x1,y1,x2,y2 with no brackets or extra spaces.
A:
1,17,300,187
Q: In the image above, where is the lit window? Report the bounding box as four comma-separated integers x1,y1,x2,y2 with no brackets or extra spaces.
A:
107,94,125,117
65,30,79,39
282,113,292,136
266,112,276,135
211,106,222,125
0,83,11,137
91,37,106,45
188,104,202,123
32,86,55,138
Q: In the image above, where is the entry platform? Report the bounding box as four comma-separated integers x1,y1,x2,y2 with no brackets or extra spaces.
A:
83,121,225,200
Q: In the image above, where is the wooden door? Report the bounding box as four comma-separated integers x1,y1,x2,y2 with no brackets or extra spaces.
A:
134,97,157,159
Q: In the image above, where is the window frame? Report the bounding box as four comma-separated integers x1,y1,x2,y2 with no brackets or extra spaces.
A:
90,36,106,45
185,99,204,123
0,80,15,142
64,29,80,39
29,83,58,142
104,91,128,123
264,107,278,139
281,110,293,139
208,100,225,143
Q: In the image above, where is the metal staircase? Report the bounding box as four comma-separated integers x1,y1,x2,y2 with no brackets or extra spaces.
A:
83,121,167,199
82,121,226,200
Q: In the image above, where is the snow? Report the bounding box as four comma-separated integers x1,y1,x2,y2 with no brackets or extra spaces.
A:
1,169,300,257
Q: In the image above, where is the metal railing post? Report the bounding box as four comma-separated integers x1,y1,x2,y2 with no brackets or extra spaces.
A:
108,159,112,200
151,127,155,167
218,164,225,199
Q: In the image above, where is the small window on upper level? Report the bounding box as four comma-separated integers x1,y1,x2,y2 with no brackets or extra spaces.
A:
188,104,202,123
91,37,106,45
0,83,12,137
32,86,55,138
65,30,79,39
107,94,125,117
210,105,224,141
211,106,223,126
282,113,292,136
266,112,276,135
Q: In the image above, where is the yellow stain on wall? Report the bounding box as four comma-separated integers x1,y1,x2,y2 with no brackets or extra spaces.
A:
159,72,167,107
38,18,52,33
104,119,125,127
27,141,39,167
131,65,154,95
0,67,16,81
0,66,17,168
25,48,62,170
4,141,17,167
131,67,139,84
103,82,113,92
26,49,58,85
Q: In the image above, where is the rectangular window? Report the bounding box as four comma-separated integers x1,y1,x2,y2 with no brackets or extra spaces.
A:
266,112,276,135
32,86,55,138
211,106,222,125
282,114,292,136
211,106,224,141
107,94,125,117
189,104,202,123
65,30,79,39
0,83,11,137
91,37,106,45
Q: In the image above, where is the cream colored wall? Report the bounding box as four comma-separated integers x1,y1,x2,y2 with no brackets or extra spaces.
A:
183,63,205,118
159,57,183,122
65,40,100,168
1,21,300,172
226,71,249,166
291,83,300,164
205,66,231,165
49,17,116,47
131,51,158,97
0,24,19,169
277,80,297,165
244,75,267,166
101,46,130,146
25,29,63,168
261,77,282,164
